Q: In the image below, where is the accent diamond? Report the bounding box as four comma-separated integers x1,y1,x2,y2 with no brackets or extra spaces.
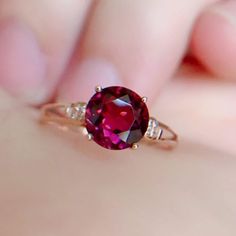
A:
145,117,162,140
65,102,86,121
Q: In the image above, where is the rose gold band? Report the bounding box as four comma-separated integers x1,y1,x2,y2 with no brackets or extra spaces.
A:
40,102,178,149
40,102,86,126
150,121,178,149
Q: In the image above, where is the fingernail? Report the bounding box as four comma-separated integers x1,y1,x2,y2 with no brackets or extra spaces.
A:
192,1,236,80
58,58,123,102
209,1,236,27
0,20,46,104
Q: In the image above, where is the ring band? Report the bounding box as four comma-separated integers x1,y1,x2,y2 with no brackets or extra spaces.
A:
40,86,178,150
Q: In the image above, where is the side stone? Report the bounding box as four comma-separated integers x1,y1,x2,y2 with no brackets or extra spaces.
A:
65,102,86,121
145,117,162,140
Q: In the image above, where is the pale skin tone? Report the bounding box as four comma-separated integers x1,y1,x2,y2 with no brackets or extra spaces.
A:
0,0,236,235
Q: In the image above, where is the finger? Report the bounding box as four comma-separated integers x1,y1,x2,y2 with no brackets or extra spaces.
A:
0,88,235,235
191,0,236,80
155,69,236,156
0,0,91,104
58,0,217,102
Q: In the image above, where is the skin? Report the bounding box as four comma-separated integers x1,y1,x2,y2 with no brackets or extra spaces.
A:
0,0,236,235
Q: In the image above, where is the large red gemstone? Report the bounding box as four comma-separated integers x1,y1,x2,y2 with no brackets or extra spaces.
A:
85,86,149,150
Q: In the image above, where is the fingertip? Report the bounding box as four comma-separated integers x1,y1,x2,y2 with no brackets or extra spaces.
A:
0,19,47,104
191,1,236,80
58,58,123,102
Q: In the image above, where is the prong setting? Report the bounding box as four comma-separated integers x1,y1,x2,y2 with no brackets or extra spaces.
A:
86,86,149,150
142,97,148,103
95,85,102,93
132,143,139,150
87,133,93,141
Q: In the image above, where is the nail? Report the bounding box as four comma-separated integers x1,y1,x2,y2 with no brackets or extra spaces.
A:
191,0,236,80
0,19,46,104
209,1,236,27
58,58,123,102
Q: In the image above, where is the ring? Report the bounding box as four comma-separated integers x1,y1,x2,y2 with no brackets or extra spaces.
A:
40,86,178,150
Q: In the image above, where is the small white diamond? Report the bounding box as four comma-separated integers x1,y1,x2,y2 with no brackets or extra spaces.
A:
145,117,162,140
65,103,86,121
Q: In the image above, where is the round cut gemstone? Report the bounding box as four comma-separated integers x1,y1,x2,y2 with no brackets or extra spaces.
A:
85,86,149,150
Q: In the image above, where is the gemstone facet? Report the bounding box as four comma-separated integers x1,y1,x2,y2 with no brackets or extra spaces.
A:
85,86,149,150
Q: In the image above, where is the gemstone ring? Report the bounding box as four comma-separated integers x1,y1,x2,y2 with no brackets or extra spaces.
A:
40,86,178,150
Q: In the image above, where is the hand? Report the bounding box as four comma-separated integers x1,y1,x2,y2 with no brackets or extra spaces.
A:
0,0,236,235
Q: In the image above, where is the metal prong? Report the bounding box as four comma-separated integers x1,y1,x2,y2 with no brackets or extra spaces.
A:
142,97,148,103
95,85,102,93
132,143,139,150
87,133,93,141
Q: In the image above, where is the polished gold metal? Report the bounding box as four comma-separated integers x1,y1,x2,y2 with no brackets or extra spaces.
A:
142,97,148,103
132,143,139,150
95,85,102,93
40,101,178,150
40,102,86,127
87,133,93,141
